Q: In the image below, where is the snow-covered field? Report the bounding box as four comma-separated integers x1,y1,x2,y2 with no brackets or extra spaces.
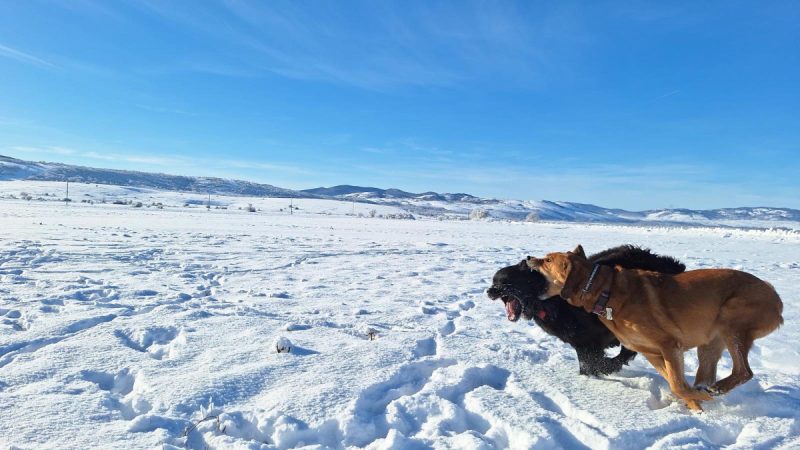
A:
1,182,799,449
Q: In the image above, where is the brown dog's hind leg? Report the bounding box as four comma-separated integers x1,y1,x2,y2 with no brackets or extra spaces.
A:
709,332,754,395
694,336,725,388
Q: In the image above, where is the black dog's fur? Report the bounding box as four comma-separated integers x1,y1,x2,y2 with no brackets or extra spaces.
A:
487,245,686,376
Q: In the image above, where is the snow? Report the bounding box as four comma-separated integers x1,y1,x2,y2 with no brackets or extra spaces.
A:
1,181,799,449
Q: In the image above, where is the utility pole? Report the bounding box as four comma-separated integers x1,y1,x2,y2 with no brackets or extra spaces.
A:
352,200,355,216
290,198,293,215
207,192,211,210
65,180,69,205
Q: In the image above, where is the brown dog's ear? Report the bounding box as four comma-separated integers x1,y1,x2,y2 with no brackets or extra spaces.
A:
572,245,586,259
559,254,583,300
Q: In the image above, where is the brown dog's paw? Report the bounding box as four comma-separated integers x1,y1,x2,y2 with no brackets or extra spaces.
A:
685,388,714,402
686,400,704,412
702,385,724,397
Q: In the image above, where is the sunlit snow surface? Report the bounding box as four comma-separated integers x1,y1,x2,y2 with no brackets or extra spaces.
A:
1,182,799,449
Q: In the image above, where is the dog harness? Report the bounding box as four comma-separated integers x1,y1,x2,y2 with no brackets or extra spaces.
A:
584,264,613,320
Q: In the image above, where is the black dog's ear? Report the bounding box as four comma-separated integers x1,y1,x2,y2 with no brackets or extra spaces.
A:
571,245,586,259
517,259,529,271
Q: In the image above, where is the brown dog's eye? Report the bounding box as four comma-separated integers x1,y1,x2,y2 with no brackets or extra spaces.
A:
545,258,551,263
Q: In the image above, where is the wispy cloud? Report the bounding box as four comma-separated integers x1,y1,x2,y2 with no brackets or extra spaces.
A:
653,89,680,101
219,159,313,176
134,104,200,117
5,145,314,177
7,147,187,167
362,147,393,155
9,145,76,155
133,1,587,89
79,151,185,166
0,43,57,69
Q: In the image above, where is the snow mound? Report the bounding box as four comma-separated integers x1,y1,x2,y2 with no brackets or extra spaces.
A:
274,336,293,353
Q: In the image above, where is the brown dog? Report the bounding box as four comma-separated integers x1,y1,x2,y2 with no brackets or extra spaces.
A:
527,245,783,411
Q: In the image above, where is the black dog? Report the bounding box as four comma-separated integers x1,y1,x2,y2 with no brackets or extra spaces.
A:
487,245,685,376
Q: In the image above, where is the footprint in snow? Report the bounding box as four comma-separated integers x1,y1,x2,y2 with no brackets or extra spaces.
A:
115,326,186,360
439,320,456,336
284,323,312,331
133,289,158,297
80,368,153,420
412,337,437,358
458,300,476,311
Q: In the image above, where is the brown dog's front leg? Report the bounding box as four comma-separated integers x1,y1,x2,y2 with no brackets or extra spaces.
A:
643,353,669,379
661,348,713,411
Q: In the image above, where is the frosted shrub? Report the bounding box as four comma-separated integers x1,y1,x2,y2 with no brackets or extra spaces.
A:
469,208,489,220
525,212,540,222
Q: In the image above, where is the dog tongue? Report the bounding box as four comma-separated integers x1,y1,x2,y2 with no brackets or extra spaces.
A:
506,298,520,321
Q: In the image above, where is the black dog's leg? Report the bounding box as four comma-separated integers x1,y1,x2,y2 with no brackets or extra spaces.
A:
591,346,637,375
575,346,606,376
614,346,637,367
576,346,637,376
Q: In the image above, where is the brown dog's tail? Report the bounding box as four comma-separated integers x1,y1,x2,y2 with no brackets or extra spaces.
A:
766,280,784,327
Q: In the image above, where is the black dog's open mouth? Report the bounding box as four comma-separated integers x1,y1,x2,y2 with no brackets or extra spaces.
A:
502,295,523,322
487,284,533,322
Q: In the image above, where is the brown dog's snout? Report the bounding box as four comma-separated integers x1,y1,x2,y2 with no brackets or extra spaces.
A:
526,256,542,269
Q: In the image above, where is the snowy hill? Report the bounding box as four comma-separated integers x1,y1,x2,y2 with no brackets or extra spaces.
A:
3,155,799,229
309,185,800,229
0,155,306,198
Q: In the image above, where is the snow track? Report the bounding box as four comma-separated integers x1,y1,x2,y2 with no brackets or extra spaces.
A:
0,193,799,449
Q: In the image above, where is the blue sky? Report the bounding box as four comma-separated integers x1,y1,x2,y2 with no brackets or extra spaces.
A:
1,1,798,210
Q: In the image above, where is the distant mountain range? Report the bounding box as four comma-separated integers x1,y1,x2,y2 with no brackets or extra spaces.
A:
0,155,304,198
2,154,798,228
301,185,484,203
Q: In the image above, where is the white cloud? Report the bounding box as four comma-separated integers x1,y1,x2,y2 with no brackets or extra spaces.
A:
0,43,57,69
